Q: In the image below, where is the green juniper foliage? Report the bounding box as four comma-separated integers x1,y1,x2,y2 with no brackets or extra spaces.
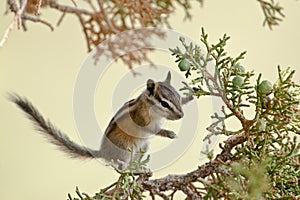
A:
69,29,299,199
170,28,300,199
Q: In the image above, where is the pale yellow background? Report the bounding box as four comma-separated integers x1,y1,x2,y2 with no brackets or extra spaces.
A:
1,0,300,199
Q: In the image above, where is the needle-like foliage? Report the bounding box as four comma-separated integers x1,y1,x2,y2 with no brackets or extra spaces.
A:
68,29,300,199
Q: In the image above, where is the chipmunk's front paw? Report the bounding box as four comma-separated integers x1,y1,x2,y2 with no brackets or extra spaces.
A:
157,129,178,139
167,131,177,139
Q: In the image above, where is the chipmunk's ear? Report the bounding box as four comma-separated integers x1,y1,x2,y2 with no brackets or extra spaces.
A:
164,71,171,84
181,95,194,105
147,79,156,96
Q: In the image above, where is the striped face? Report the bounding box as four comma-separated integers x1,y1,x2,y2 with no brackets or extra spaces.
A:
146,72,183,120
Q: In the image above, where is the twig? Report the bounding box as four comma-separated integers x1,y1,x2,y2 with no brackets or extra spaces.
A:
71,0,78,7
96,0,118,33
57,12,67,26
76,14,92,51
1,0,28,47
17,0,28,29
22,14,54,31
43,0,92,15
84,0,97,12
3,0,53,36
0,16,17,47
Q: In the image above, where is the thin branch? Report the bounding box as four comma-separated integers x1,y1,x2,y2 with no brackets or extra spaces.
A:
76,14,92,51
96,0,118,33
43,0,93,15
22,14,54,31
1,0,28,47
84,0,97,12
70,0,78,7
17,0,28,29
0,16,17,47
56,12,66,26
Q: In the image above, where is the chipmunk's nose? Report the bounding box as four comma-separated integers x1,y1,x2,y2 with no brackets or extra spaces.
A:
176,110,184,119
168,111,183,120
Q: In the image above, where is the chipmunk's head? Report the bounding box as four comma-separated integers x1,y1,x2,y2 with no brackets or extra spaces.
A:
146,71,184,120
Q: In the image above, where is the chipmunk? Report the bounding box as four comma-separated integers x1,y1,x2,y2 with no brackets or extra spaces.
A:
10,72,193,168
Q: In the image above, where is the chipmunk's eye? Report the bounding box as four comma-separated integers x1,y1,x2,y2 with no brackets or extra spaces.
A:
161,101,170,109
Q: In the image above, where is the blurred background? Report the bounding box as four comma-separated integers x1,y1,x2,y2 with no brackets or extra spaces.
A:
0,0,299,199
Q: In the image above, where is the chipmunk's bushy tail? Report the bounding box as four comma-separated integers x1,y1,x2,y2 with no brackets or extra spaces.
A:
9,93,99,159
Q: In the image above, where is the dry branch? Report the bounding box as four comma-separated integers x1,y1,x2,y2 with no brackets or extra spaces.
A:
4,0,186,67
2,0,287,67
